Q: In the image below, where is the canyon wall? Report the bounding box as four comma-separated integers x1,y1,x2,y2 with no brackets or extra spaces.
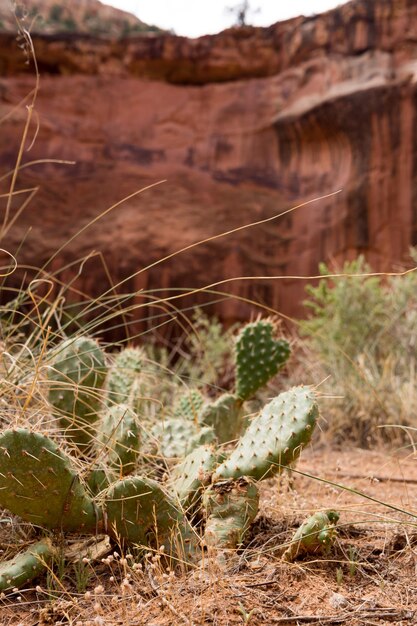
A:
1,0,417,336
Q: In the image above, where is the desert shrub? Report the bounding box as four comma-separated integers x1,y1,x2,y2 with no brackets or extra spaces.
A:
49,5,63,22
300,254,417,445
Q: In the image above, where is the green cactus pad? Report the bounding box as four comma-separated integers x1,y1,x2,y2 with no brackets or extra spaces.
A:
47,337,107,450
198,393,242,443
107,347,144,405
282,510,340,562
170,445,218,512
104,476,198,558
99,404,140,476
0,539,55,592
151,418,215,460
235,320,290,401
214,386,318,481
173,390,204,421
85,466,117,497
0,429,100,532
128,376,148,417
203,477,259,550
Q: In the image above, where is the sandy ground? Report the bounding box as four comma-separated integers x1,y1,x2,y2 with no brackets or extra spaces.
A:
1,445,417,626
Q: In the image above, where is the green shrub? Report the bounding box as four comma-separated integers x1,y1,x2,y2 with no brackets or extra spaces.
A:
300,254,417,445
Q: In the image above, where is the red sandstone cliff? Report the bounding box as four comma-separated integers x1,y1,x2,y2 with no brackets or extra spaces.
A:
1,0,416,334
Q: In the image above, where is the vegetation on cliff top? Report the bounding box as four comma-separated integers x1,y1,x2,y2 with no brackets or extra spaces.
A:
0,0,164,37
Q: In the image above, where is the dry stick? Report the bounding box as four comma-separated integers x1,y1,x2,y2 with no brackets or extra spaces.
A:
269,609,415,624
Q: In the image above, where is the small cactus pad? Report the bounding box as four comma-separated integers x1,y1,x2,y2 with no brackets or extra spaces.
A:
235,320,290,401
198,393,242,443
99,404,140,475
173,390,204,421
107,347,144,405
0,429,99,532
47,337,107,449
151,418,215,460
128,376,148,417
282,510,340,562
0,539,55,592
203,477,259,549
170,445,218,512
104,476,198,558
214,386,318,481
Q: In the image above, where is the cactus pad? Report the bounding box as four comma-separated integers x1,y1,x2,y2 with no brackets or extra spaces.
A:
0,539,55,592
104,476,198,558
85,466,116,496
203,477,259,549
99,404,140,475
214,386,318,481
107,347,144,405
235,320,290,401
0,429,99,532
170,445,218,512
282,510,340,562
47,337,107,449
198,393,242,443
173,390,204,421
151,418,215,460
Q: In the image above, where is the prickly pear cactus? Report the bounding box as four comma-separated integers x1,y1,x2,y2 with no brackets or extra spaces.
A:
99,404,140,476
203,477,259,549
0,429,100,532
170,445,218,513
85,466,116,497
127,376,148,418
104,475,199,559
47,337,107,450
214,386,317,481
198,393,242,443
282,510,340,562
235,320,290,401
150,418,216,460
0,539,55,592
106,347,144,405
173,389,204,421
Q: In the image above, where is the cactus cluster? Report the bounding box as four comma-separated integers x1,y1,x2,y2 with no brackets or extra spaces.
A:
0,319,338,592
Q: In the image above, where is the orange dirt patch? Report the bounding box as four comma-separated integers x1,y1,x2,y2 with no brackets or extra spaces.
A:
1,446,417,625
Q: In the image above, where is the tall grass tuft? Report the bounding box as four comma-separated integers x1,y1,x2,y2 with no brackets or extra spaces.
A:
300,255,417,446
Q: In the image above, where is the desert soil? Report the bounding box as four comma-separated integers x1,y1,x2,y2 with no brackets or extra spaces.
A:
1,445,417,626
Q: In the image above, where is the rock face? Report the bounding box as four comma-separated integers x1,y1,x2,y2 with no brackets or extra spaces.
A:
1,0,417,336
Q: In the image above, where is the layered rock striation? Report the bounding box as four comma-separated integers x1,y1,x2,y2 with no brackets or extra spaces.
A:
1,0,417,334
